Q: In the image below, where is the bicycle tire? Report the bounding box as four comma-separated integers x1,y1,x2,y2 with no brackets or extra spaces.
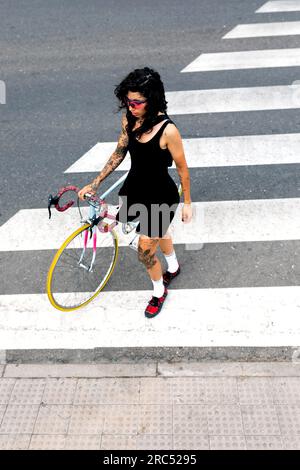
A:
46,223,119,312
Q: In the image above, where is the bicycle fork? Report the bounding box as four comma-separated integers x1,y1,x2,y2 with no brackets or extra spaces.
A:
78,226,97,272
78,205,98,273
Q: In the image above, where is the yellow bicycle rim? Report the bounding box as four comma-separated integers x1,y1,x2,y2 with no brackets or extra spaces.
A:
46,223,119,312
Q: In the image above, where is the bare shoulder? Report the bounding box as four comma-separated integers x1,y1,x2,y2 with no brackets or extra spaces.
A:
117,112,129,148
164,122,182,141
120,112,129,136
121,112,128,127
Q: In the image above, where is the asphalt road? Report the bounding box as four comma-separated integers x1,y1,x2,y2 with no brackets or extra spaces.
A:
0,0,299,328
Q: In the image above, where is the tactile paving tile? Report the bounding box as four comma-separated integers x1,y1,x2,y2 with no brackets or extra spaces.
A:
138,405,172,435
0,434,31,450
171,378,206,404
210,435,247,450
173,435,210,450
74,378,139,404
0,379,16,405
173,405,208,435
207,405,244,435
282,436,300,450
9,379,46,405
0,405,6,424
0,405,39,434
238,377,274,404
101,434,137,450
246,436,283,450
136,434,173,450
42,379,78,405
65,435,101,450
276,405,300,434
68,405,105,435
104,405,139,435
139,378,172,404
29,434,66,450
204,378,239,404
271,378,300,404
34,405,72,435
241,405,281,435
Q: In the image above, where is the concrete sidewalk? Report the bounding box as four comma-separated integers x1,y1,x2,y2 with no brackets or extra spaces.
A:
0,361,300,450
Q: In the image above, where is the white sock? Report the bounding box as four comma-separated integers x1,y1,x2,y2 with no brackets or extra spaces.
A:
164,250,179,273
152,276,165,298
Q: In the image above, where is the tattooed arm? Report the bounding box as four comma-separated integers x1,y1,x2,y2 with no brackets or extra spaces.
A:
78,113,129,200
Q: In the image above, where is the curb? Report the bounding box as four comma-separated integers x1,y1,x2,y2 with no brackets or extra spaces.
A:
1,346,299,364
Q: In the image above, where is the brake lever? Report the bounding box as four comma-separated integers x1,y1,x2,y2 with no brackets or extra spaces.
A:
48,194,60,219
48,186,80,219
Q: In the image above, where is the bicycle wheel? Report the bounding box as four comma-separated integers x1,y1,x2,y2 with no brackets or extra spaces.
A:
46,223,119,311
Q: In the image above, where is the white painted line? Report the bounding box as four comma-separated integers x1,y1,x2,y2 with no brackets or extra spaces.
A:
0,198,299,251
0,286,299,348
65,142,130,173
181,48,300,72
181,133,300,167
256,1,300,13
165,85,300,114
223,21,300,38
65,133,300,173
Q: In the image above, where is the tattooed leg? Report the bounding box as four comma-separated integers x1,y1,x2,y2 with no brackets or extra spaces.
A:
138,236,162,281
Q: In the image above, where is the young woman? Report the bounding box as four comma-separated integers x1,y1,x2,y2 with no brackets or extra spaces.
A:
78,67,192,318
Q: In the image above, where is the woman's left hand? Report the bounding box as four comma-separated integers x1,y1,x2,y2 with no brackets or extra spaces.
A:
182,203,193,223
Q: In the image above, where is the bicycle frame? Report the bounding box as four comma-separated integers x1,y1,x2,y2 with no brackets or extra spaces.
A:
48,171,182,270
78,204,100,272
78,198,120,272
48,173,128,272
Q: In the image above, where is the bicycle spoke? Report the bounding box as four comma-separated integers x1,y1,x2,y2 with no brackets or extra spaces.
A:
48,226,117,309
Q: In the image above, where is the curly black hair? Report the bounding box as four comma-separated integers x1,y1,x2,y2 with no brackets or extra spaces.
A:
114,67,168,139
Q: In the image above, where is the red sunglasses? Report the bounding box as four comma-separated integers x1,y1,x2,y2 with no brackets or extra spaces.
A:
124,97,147,109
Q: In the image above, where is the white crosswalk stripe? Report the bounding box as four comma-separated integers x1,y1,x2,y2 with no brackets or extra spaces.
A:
256,1,300,13
0,198,299,252
166,85,300,115
223,21,300,39
0,286,299,349
181,48,300,72
65,133,300,173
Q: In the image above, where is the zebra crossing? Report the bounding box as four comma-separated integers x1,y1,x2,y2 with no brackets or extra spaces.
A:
165,85,300,114
0,198,299,252
223,21,300,39
180,48,300,72
65,133,300,173
256,1,300,13
1,1,300,350
0,286,299,349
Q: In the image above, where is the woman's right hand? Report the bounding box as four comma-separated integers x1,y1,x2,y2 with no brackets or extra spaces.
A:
78,184,98,201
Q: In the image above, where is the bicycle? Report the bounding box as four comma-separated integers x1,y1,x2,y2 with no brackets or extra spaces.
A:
46,172,182,312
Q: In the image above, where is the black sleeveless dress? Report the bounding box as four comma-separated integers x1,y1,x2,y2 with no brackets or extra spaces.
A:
116,113,180,237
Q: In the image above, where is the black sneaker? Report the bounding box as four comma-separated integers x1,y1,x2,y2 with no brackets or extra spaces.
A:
162,265,181,287
145,287,168,318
